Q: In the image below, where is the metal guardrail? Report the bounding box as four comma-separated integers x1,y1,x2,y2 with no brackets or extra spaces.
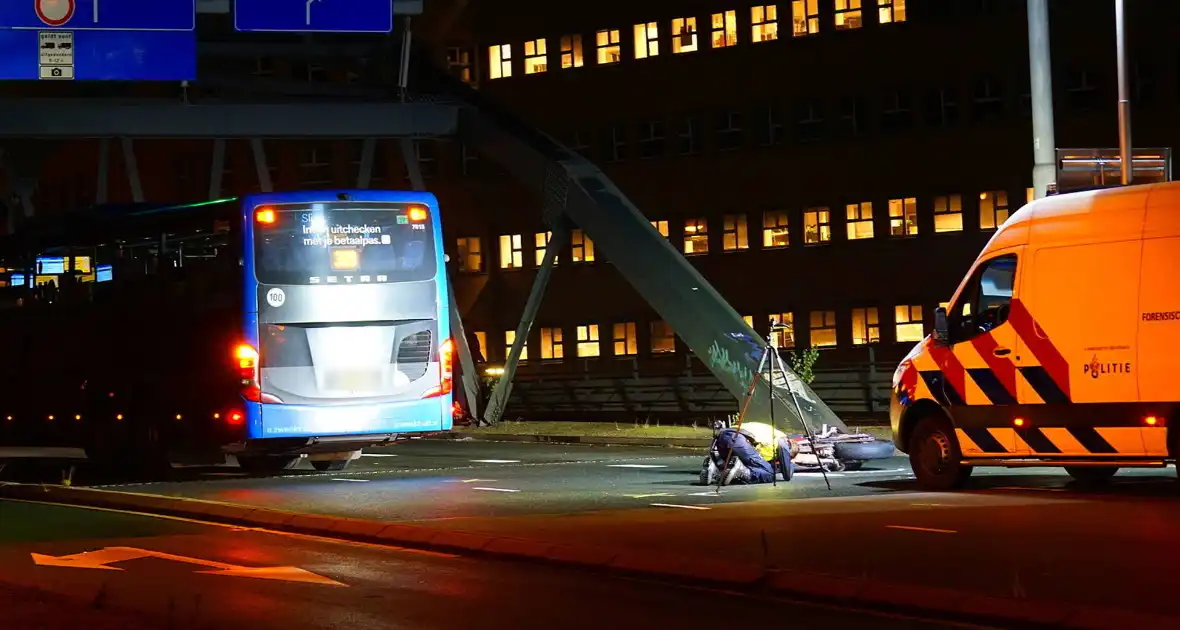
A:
500,361,893,422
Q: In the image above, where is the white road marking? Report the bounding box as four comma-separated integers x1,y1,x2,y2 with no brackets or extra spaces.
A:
886,525,957,534
625,493,673,499
443,478,496,483
470,459,521,464
332,478,369,482
910,503,950,507
651,503,711,511
471,487,520,493
607,464,668,469
688,491,723,496
360,453,398,458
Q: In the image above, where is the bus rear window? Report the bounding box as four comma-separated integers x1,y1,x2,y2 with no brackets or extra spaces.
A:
253,202,436,286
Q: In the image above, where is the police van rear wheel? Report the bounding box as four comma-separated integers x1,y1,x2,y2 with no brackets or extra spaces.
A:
909,417,972,491
1064,466,1118,485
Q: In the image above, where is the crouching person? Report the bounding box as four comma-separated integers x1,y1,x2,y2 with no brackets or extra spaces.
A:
700,421,796,485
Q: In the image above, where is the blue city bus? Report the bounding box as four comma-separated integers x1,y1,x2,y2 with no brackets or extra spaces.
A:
0,190,453,474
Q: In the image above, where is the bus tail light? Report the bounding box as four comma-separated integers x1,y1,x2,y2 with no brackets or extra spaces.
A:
422,338,455,399
407,206,428,222
255,207,276,224
225,410,245,426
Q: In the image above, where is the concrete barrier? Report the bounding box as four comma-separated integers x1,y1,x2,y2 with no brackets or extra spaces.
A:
0,482,1166,629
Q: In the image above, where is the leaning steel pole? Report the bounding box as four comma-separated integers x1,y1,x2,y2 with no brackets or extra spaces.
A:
1027,0,1057,199
1115,0,1133,185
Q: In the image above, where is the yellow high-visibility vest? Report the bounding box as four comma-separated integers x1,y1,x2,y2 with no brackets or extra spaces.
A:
740,422,787,461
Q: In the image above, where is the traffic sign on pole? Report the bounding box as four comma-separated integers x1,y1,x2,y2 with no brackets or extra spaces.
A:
234,0,394,33
35,0,76,27
0,0,196,80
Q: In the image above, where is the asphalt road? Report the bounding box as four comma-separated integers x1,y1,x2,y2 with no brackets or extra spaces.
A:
0,500,975,630
6,440,1180,619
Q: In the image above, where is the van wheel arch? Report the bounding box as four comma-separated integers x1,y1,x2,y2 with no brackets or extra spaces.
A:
898,399,949,454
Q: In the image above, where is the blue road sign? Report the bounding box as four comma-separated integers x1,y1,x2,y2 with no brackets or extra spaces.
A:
0,0,196,32
235,0,394,33
0,1,196,80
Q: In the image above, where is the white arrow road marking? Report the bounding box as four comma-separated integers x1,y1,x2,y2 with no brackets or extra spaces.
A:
31,546,346,586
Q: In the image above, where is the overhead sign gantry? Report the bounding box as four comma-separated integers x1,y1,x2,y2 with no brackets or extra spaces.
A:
0,0,196,80
234,0,395,33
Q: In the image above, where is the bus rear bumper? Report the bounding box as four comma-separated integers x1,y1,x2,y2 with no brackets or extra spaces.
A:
243,395,452,442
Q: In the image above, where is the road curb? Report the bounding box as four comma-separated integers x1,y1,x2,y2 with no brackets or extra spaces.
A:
433,432,713,448
1,482,1168,629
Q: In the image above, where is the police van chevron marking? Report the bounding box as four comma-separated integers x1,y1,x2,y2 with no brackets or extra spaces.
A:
890,182,1180,490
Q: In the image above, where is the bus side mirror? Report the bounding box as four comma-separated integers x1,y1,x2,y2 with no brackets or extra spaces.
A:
933,307,950,345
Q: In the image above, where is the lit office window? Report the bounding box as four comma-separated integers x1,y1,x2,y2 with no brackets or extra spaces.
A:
576,325,600,357
456,236,483,272
851,308,880,345
571,229,595,262
505,329,527,361
792,0,819,36
651,220,669,237
933,194,964,232
523,39,547,74
540,327,564,360
810,310,838,347
888,197,918,236
633,22,659,59
560,34,584,68
499,234,523,269
769,312,795,348
671,17,698,53
723,214,749,251
979,190,1010,230
711,11,738,47
752,5,779,41
895,305,924,342
650,320,676,354
534,232,558,267
683,218,709,255
488,44,512,79
803,207,831,244
846,202,874,240
613,322,638,356
596,29,621,65
878,0,907,24
763,211,790,248
834,0,863,30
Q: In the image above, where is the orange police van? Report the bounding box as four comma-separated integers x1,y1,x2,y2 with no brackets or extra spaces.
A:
891,181,1180,490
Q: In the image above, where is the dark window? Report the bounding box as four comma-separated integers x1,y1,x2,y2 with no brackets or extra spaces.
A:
835,95,866,137
752,104,784,146
599,125,627,162
713,110,745,151
672,116,701,155
948,254,1017,343
972,75,1006,122
637,120,665,159
925,86,959,127
793,98,825,143
879,87,913,132
1064,67,1101,112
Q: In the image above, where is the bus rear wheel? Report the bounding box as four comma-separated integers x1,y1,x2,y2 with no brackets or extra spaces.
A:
908,416,972,491
1064,466,1118,485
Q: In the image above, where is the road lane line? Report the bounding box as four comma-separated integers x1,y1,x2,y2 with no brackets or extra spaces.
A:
470,459,521,464
471,487,520,493
650,503,711,510
360,453,398,458
331,478,369,482
625,493,673,499
607,464,668,469
886,525,956,534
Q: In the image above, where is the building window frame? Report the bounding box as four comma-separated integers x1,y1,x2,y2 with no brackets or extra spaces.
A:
488,44,512,80
846,202,874,240
762,211,790,248
791,0,819,37
456,236,483,273
613,322,638,356
534,231,558,267
809,310,838,348
895,305,924,343
979,190,1010,230
671,17,699,53
576,325,600,358
638,119,665,159
834,0,863,30
523,38,548,74
803,207,832,244
560,34,584,68
888,197,919,237
711,10,738,48
769,312,795,349
683,218,709,255
571,229,595,263
933,194,964,233
714,110,745,151
752,5,779,42
540,327,564,360
650,320,676,354
851,307,880,345
878,0,906,24
595,29,621,65
633,22,660,59
499,233,524,269
722,214,749,251
505,329,527,361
